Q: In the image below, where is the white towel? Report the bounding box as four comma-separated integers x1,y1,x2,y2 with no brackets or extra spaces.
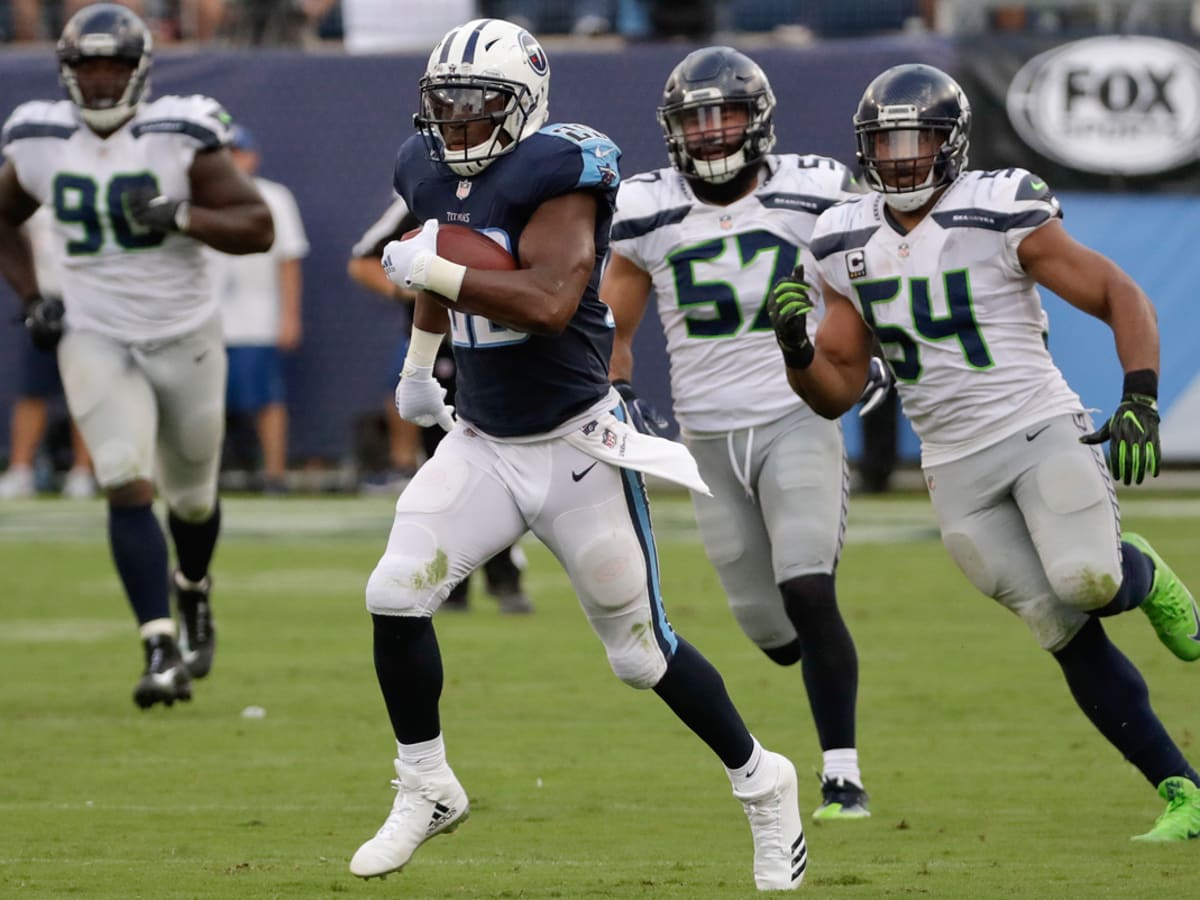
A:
563,412,711,496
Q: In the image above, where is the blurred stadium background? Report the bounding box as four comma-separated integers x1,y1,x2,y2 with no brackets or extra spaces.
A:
3,0,1200,488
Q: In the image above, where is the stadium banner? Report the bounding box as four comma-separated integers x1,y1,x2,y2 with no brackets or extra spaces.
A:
956,35,1200,462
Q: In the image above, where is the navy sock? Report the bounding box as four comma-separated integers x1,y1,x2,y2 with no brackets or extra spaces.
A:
372,614,442,744
1090,542,1154,617
654,639,754,768
108,503,170,625
168,503,221,583
1053,618,1200,787
781,574,859,750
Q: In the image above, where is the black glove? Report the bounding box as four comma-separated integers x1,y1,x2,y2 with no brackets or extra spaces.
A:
126,186,189,233
613,380,671,437
23,295,64,352
766,264,815,369
1080,371,1160,486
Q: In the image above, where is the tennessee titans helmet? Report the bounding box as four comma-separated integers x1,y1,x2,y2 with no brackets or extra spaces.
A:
415,19,551,177
57,3,153,132
658,46,776,185
854,64,971,212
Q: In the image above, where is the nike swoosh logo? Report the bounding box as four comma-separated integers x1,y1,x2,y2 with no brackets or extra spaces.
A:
1030,180,1046,190
571,462,598,482
594,146,616,159
745,759,761,778
1025,424,1051,442
193,350,209,364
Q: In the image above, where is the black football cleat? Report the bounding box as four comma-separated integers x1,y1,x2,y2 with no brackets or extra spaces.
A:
174,571,216,679
133,634,192,709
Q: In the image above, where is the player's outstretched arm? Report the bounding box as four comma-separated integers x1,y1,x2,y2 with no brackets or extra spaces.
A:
183,149,275,255
601,251,653,383
770,270,873,419
1018,219,1159,376
0,162,40,303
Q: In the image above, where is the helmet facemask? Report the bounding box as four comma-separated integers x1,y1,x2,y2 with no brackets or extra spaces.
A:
417,77,531,176
414,19,551,177
659,93,775,185
57,5,152,132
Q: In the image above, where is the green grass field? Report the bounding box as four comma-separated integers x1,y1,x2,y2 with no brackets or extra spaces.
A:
1,491,1197,898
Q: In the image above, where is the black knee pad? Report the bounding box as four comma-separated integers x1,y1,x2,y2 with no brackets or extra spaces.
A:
781,573,838,636
762,639,803,667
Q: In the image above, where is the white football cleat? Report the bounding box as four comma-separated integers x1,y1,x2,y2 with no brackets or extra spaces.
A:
733,751,807,891
0,466,36,500
61,466,97,499
349,759,469,878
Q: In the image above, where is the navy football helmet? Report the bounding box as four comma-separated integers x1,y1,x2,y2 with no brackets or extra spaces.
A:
658,46,776,184
57,3,153,132
854,64,970,211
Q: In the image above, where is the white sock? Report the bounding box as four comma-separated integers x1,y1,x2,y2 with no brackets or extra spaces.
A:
726,738,773,796
139,617,175,640
822,748,862,788
398,733,447,775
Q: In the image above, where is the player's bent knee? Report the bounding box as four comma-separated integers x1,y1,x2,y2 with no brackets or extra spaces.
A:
1044,557,1122,612
92,440,145,489
943,531,998,598
606,641,668,689
365,524,448,614
571,532,647,612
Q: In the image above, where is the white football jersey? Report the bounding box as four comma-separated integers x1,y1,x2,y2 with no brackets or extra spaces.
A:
2,95,233,342
610,154,859,433
812,169,1084,466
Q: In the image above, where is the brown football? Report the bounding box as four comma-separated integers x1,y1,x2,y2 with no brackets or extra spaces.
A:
402,222,517,270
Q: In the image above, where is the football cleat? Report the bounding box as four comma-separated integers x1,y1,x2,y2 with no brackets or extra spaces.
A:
0,466,36,500
349,760,469,878
1131,777,1200,842
733,751,807,891
133,634,192,709
174,570,217,678
1123,533,1200,662
813,775,871,820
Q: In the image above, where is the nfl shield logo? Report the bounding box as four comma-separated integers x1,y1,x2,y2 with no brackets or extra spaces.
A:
456,180,472,200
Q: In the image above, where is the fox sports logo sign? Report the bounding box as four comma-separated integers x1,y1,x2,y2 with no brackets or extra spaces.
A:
1006,36,1200,175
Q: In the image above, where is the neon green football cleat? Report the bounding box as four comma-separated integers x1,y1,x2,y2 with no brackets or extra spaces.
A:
1123,533,1200,662
1131,777,1200,842
812,775,871,820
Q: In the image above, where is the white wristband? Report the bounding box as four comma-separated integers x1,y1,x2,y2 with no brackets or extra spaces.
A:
423,254,467,302
402,326,444,376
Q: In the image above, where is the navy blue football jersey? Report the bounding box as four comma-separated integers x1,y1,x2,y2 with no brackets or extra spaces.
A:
392,124,621,436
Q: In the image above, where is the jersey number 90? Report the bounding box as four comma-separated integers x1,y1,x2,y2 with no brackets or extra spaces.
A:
53,172,167,255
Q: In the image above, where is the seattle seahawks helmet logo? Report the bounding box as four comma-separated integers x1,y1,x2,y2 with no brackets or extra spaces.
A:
519,31,548,75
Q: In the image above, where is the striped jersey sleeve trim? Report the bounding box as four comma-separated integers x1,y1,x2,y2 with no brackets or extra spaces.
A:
811,226,878,261
758,192,840,215
931,208,1056,231
3,122,77,143
132,119,222,149
610,205,690,242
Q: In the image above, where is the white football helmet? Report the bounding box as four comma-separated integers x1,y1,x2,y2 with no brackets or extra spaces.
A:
415,19,551,177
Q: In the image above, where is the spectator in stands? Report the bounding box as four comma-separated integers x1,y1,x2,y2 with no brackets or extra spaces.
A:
0,207,96,500
208,124,308,494
340,0,475,52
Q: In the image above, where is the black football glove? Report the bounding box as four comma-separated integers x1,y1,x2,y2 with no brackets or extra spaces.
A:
1080,387,1160,486
23,295,64,352
767,264,815,369
613,380,671,437
126,186,189,233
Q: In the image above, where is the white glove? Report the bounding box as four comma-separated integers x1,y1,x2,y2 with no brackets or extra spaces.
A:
394,364,455,431
858,356,894,417
382,219,440,291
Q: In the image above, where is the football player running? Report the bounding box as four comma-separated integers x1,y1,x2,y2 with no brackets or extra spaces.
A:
771,63,1200,841
349,20,806,890
601,46,879,821
0,4,273,708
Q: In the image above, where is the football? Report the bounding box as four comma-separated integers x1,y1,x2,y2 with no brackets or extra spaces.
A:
403,222,517,271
